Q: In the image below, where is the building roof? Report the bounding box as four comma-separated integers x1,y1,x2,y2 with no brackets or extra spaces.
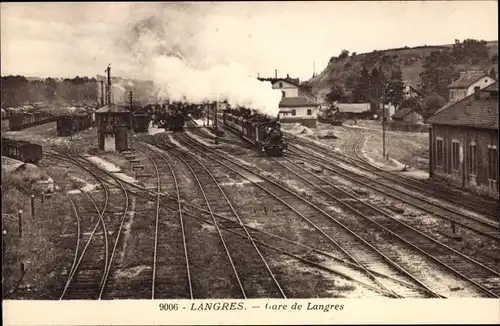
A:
428,84,498,130
447,71,488,89
392,107,415,119
258,77,300,87
278,96,315,108
95,103,130,114
483,82,498,92
336,103,371,113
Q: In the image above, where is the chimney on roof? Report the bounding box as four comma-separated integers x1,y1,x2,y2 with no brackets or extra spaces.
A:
474,86,481,100
286,73,290,79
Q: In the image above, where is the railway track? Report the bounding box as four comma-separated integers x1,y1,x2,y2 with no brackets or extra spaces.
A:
146,135,287,298
167,132,451,298
288,138,500,240
343,127,499,220
63,140,427,297
44,152,130,300
274,154,500,297
133,142,193,299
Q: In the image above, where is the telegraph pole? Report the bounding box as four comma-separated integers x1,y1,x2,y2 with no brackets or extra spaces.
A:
106,64,112,105
100,80,104,107
214,102,219,144
129,91,133,131
382,85,387,159
207,103,210,126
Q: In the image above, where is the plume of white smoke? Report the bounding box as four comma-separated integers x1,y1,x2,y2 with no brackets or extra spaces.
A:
111,83,127,104
150,56,283,116
118,5,284,116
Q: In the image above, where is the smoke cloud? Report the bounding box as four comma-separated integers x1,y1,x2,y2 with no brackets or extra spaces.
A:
116,4,283,116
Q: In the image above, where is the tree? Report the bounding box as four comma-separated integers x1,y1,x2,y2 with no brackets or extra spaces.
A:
369,66,386,103
1,75,29,107
400,97,422,110
418,50,456,100
386,68,405,108
338,49,350,60
44,78,58,103
418,95,446,119
325,84,346,104
451,38,489,64
352,66,371,103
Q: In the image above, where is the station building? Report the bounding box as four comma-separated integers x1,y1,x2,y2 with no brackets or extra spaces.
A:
428,82,498,197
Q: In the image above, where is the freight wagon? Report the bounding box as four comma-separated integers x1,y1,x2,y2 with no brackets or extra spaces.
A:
8,112,56,131
132,114,150,132
1,138,43,164
56,113,92,136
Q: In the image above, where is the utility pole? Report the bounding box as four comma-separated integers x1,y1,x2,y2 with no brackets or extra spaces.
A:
214,102,219,144
18,209,23,238
106,64,112,105
382,85,387,159
129,91,133,131
100,80,104,107
30,195,35,219
207,104,210,126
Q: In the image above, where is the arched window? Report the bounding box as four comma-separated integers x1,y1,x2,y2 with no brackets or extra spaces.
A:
307,109,312,115
279,82,283,88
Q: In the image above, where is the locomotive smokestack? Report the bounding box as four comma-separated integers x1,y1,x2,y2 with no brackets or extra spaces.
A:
275,69,277,79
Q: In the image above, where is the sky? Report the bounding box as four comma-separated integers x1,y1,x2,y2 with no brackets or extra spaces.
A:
1,1,498,82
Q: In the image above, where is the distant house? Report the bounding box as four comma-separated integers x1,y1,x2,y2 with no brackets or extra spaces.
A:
391,107,424,124
258,74,300,98
428,82,498,197
335,103,373,120
447,70,496,103
403,81,420,99
279,96,317,128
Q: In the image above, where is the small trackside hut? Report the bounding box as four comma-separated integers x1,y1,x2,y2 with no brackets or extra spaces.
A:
95,104,131,152
428,82,499,198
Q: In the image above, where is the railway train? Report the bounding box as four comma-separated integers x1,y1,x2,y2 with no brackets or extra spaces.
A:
153,102,187,131
1,138,43,164
132,113,151,132
56,112,93,136
9,111,56,131
222,110,287,156
317,105,343,126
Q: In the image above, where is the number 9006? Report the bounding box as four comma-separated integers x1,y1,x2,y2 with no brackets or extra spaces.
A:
159,303,179,311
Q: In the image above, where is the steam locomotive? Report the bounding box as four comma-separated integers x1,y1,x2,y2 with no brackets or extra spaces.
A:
152,103,186,131
222,109,287,157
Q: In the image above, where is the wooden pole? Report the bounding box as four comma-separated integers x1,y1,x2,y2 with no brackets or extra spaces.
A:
207,104,210,126
18,209,23,238
31,195,35,219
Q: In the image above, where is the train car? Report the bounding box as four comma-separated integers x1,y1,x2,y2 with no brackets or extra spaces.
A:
8,114,25,131
8,109,56,131
56,113,92,136
223,111,287,156
133,114,150,132
1,138,43,164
